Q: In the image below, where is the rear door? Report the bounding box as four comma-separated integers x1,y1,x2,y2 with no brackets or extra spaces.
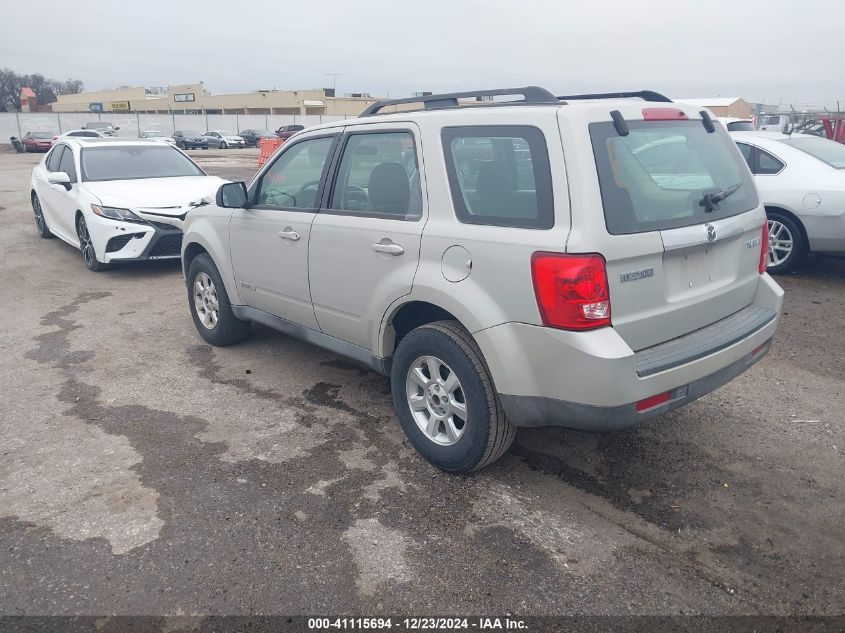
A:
573,113,765,351
308,123,425,349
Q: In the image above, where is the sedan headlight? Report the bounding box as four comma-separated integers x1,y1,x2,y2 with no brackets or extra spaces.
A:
91,204,144,223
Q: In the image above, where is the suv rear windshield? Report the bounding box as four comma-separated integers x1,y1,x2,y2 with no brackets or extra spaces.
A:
781,136,845,169
590,121,758,234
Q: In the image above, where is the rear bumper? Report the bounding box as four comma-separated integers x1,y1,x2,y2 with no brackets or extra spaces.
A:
475,274,783,430
500,337,772,430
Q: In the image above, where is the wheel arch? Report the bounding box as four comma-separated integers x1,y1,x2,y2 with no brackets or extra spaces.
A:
379,299,468,359
765,205,810,253
181,232,242,306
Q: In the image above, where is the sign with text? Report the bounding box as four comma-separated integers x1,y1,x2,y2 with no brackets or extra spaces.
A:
174,93,196,103
110,101,130,111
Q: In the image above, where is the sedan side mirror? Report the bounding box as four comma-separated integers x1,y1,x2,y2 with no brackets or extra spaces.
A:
47,171,72,190
115,126,120,131
217,181,248,208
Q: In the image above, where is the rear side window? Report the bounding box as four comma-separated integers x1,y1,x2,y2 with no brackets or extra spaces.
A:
756,149,785,174
442,126,554,229
590,121,758,234
329,131,421,220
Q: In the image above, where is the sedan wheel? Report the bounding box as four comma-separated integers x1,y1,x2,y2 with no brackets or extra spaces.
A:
193,272,220,330
31,194,53,239
766,212,805,274
76,215,110,272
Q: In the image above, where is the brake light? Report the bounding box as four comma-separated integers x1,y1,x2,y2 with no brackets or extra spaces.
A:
642,108,689,121
531,253,611,330
759,221,769,274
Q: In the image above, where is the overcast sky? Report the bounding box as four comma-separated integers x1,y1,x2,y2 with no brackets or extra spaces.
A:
2,0,842,108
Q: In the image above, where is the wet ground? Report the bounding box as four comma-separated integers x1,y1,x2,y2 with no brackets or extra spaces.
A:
0,149,843,619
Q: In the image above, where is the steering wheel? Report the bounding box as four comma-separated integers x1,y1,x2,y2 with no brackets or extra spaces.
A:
344,185,369,210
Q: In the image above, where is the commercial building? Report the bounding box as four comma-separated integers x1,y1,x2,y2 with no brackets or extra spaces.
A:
52,83,382,116
673,97,754,119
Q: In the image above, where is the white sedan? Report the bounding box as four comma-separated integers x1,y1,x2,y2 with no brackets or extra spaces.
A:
30,138,226,272
730,131,845,273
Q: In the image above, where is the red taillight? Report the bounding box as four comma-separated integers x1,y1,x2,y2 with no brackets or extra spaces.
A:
636,391,671,412
531,253,611,330
642,108,689,121
759,221,769,274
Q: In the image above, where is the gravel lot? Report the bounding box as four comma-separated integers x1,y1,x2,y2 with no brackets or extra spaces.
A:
0,148,843,619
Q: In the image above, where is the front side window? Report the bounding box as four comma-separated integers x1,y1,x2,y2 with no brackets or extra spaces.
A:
442,126,553,229
590,121,758,234
781,136,845,169
46,145,64,172
80,145,205,181
255,136,335,209
58,145,77,182
328,131,421,220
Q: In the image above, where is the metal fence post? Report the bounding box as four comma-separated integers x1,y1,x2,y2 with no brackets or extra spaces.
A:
57,112,63,133
236,113,240,132
265,113,269,130
15,111,21,137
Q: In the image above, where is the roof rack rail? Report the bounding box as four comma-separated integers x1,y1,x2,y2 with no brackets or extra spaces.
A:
557,90,673,103
359,86,559,117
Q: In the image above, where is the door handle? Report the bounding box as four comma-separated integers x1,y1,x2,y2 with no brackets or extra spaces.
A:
372,241,404,255
278,229,300,241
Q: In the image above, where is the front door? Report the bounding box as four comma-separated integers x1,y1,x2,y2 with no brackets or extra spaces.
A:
39,144,79,242
229,133,339,330
308,124,426,349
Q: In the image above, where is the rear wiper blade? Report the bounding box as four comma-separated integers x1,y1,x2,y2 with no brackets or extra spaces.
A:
699,183,742,212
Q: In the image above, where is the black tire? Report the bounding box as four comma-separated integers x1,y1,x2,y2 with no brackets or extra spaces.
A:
31,194,53,239
187,253,250,346
75,215,111,272
766,210,805,274
391,320,515,473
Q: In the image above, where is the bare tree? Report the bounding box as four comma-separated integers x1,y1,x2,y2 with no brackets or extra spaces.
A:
0,67,84,111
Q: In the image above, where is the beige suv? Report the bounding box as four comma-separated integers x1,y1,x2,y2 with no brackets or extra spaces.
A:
181,87,783,472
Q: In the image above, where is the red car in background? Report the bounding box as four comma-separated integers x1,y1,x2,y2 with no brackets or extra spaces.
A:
275,124,304,140
22,131,56,152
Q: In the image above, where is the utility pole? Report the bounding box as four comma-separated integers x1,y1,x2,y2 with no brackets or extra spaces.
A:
324,73,345,115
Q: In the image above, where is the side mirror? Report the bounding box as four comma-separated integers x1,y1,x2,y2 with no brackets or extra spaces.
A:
216,181,248,208
115,126,120,131
47,172,72,190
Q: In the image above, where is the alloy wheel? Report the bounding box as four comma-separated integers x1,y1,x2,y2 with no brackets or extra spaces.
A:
33,197,45,234
767,219,794,268
405,355,468,446
76,217,96,267
193,272,220,329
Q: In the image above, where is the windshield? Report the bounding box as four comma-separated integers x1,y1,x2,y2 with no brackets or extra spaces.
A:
726,121,755,131
781,136,845,169
590,120,758,234
80,145,205,181
216,131,233,136
31,132,54,139
86,122,112,129
141,131,167,137
182,131,201,136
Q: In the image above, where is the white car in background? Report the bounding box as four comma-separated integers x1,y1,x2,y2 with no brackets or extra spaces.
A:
717,117,755,132
730,131,845,273
55,129,105,140
30,138,226,272
139,130,177,146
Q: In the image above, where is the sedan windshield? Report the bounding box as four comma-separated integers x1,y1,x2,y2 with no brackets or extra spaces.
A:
80,145,205,181
182,131,201,136
31,132,54,139
781,136,845,169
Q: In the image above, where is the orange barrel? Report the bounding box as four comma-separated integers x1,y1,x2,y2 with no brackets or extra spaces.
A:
258,137,285,167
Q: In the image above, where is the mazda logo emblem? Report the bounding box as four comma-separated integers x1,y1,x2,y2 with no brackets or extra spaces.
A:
706,224,717,243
